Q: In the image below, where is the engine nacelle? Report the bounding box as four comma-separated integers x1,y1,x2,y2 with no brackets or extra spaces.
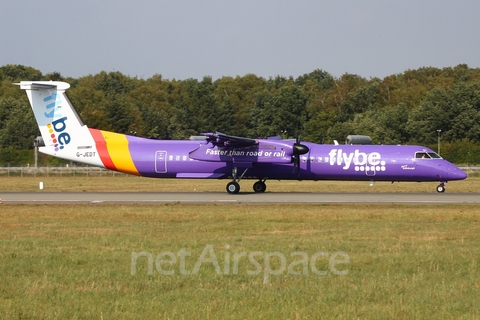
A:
346,135,372,145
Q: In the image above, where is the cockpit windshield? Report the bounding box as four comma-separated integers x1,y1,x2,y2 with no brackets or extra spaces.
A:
415,151,442,159
428,152,442,159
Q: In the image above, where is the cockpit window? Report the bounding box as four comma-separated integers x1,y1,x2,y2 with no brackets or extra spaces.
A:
415,152,430,159
415,152,442,159
428,152,442,159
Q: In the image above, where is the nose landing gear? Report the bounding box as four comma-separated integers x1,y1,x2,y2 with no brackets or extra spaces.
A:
436,183,446,193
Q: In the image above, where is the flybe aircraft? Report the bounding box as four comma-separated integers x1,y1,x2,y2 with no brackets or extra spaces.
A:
17,81,467,194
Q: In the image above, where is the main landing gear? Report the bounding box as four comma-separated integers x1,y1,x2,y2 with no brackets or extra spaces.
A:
226,181,241,194
226,167,247,194
225,167,267,194
253,180,267,193
436,183,446,193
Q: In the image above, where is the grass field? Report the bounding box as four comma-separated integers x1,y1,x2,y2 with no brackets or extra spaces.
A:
1,176,479,319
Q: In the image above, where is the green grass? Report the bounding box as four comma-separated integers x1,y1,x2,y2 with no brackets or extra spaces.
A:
1,204,479,319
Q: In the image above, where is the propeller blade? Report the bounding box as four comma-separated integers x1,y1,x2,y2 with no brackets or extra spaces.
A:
291,138,309,176
295,155,300,175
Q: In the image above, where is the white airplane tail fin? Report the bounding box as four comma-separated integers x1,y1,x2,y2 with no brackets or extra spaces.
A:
17,81,103,166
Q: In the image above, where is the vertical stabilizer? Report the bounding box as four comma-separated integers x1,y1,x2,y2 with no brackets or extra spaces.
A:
17,81,104,167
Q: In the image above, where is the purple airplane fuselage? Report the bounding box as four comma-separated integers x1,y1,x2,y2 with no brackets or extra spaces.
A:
18,80,467,194
127,137,465,183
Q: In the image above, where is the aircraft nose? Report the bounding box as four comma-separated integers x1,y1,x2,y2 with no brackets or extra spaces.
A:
447,164,468,180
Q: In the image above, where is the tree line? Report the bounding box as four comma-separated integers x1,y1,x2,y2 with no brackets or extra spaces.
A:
1,63,480,165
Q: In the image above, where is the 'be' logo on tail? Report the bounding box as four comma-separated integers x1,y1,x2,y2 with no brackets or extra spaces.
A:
43,93,71,152
48,117,71,151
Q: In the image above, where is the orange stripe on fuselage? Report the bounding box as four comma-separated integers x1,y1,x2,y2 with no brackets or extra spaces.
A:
89,128,139,175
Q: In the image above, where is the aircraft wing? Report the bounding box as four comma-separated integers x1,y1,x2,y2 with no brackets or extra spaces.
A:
202,132,258,148
191,132,293,163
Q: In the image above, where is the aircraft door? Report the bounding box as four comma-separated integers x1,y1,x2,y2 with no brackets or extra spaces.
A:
155,151,167,173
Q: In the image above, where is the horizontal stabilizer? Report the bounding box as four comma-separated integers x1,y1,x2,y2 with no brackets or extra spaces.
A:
14,81,70,90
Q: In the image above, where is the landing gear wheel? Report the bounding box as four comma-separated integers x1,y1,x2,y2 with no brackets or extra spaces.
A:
253,181,267,193
226,181,240,194
436,184,446,193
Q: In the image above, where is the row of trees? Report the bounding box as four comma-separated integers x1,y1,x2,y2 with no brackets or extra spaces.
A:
1,63,480,165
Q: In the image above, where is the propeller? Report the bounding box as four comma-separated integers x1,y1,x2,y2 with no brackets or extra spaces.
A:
292,137,309,175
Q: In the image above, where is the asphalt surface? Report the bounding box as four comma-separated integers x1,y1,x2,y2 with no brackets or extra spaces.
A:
0,192,479,204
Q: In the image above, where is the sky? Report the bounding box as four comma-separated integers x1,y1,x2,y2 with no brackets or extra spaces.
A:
1,0,480,81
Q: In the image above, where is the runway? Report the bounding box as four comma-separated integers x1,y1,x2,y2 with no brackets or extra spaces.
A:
0,192,479,204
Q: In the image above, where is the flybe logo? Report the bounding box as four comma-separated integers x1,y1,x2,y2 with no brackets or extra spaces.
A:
328,149,386,171
43,93,71,152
